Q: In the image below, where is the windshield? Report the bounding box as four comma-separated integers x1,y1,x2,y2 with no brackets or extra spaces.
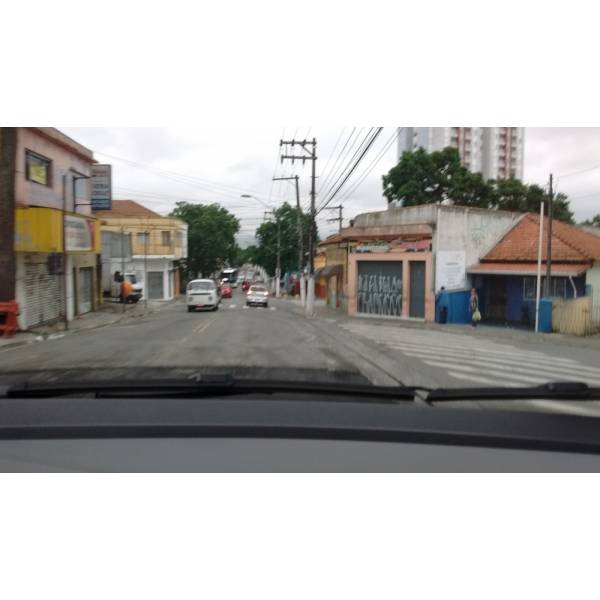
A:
188,281,215,292
2,126,600,419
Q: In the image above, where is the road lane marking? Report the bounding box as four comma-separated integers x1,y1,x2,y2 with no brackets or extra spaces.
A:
269,307,276,311
445,371,518,387
229,304,237,309
422,360,547,385
193,319,215,335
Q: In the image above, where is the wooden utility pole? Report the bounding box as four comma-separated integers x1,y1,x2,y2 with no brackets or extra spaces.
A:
325,204,343,233
545,174,553,297
272,174,303,271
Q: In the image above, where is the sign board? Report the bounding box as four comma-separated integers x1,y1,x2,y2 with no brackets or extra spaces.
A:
436,250,466,291
65,215,94,252
91,164,112,210
354,243,390,253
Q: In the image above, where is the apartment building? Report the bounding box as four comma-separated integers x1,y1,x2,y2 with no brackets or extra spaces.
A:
397,127,524,180
96,200,188,300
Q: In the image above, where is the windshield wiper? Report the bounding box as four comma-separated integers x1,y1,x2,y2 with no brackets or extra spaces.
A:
4,374,426,402
428,382,600,402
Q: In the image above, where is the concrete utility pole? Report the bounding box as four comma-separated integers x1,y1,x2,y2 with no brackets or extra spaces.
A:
264,209,281,297
545,174,553,297
280,138,317,316
535,201,545,333
325,204,343,233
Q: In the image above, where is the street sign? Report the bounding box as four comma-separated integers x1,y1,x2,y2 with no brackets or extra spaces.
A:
91,164,112,211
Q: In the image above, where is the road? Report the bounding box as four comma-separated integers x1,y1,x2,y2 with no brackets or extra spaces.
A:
3,287,600,415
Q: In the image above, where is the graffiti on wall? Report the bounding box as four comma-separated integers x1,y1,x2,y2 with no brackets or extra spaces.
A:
357,271,403,316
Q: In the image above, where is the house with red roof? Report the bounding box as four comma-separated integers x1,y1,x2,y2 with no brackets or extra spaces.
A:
467,214,600,327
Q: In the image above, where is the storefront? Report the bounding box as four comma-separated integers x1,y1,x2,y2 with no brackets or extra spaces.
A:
14,207,100,329
347,251,435,321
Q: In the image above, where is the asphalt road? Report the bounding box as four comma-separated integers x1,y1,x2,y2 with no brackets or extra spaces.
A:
3,288,600,416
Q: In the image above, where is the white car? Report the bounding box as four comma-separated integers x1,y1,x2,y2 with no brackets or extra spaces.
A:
186,279,220,312
246,284,269,307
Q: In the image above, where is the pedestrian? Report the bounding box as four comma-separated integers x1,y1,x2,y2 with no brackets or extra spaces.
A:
470,287,481,327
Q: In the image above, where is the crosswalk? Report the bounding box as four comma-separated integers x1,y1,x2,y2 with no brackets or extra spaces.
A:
339,321,600,388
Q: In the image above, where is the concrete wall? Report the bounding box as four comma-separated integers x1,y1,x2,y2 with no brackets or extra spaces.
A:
587,262,600,316
353,204,438,228
436,206,522,286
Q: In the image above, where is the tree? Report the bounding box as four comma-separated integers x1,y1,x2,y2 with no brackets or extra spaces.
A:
382,146,575,223
253,202,315,275
170,202,240,277
383,147,469,206
581,214,600,227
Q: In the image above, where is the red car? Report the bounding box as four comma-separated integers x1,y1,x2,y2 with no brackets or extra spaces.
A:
241,280,251,292
220,283,233,298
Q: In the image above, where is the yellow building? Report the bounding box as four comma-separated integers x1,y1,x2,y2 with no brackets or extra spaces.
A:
96,200,188,300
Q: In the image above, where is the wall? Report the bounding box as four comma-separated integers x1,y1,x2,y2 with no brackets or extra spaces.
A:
101,217,188,259
436,207,522,291
15,128,93,214
353,204,438,229
347,252,434,321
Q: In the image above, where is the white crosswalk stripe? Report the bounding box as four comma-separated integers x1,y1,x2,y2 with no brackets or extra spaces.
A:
339,321,600,388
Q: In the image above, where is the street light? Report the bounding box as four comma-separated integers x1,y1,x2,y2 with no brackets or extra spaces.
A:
240,193,270,209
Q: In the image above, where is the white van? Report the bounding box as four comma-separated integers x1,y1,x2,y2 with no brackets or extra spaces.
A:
186,279,220,312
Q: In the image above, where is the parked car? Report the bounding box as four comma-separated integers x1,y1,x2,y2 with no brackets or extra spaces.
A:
246,285,269,307
241,280,251,292
221,283,233,298
186,279,220,312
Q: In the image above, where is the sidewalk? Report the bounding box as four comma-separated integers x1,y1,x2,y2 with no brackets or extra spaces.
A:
0,297,183,351
279,296,600,350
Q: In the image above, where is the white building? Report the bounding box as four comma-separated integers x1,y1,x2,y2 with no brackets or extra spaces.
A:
397,127,524,180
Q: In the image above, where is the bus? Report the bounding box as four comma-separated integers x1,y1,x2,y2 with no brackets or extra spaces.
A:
219,268,239,288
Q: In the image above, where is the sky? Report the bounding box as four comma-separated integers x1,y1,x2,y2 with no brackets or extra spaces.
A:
62,127,600,246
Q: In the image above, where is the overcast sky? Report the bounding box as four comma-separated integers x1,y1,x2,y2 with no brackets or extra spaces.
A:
62,127,600,246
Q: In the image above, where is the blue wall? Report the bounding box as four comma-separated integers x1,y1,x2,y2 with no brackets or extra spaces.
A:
435,290,471,324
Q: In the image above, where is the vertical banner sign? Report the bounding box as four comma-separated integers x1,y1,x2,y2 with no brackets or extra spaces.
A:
436,250,466,291
91,164,112,211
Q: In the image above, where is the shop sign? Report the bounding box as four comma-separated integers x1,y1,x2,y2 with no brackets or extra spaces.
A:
355,243,390,253
436,250,466,291
65,215,94,252
91,164,112,210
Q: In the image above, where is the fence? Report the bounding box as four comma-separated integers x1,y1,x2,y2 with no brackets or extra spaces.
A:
552,295,600,336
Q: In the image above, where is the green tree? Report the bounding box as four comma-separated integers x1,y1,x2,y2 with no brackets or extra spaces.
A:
382,146,574,223
254,202,315,275
170,202,240,277
383,147,474,206
581,214,600,227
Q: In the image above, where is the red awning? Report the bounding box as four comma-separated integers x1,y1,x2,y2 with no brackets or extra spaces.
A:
467,262,590,277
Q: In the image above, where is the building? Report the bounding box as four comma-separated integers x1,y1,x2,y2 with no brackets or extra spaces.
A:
468,214,600,327
397,127,524,180
95,200,188,300
317,204,523,322
0,127,101,330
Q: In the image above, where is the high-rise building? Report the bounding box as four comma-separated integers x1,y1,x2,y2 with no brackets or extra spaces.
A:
397,127,524,180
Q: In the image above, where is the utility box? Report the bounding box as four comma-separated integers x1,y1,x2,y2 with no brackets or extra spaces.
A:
538,298,553,333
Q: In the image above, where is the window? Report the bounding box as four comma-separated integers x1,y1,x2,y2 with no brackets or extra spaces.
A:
524,276,567,300
71,171,89,210
25,150,52,186
161,231,171,245
137,232,149,245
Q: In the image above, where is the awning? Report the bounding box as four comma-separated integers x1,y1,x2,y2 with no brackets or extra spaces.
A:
314,264,343,279
467,262,590,277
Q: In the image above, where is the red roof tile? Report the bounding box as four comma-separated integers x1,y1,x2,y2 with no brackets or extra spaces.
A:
94,200,163,219
482,213,600,263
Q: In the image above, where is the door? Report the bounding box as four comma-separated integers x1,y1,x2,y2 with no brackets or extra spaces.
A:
78,267,93,315
409,261,426,318
487,276,507,321
357,261,403,317
148,271,164,300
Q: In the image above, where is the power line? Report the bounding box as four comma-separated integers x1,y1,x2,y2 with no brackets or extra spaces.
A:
317,128,358,196
318,127,345,183
556,164,600,180
317,128,374,208
337,127,402,203
317,128,383,214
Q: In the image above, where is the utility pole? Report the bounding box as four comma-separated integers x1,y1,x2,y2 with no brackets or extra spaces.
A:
280,138,317,315
272,174,303,271
545,174,553,297
62,174,69,329
325,204,343,233
264,209,281,297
